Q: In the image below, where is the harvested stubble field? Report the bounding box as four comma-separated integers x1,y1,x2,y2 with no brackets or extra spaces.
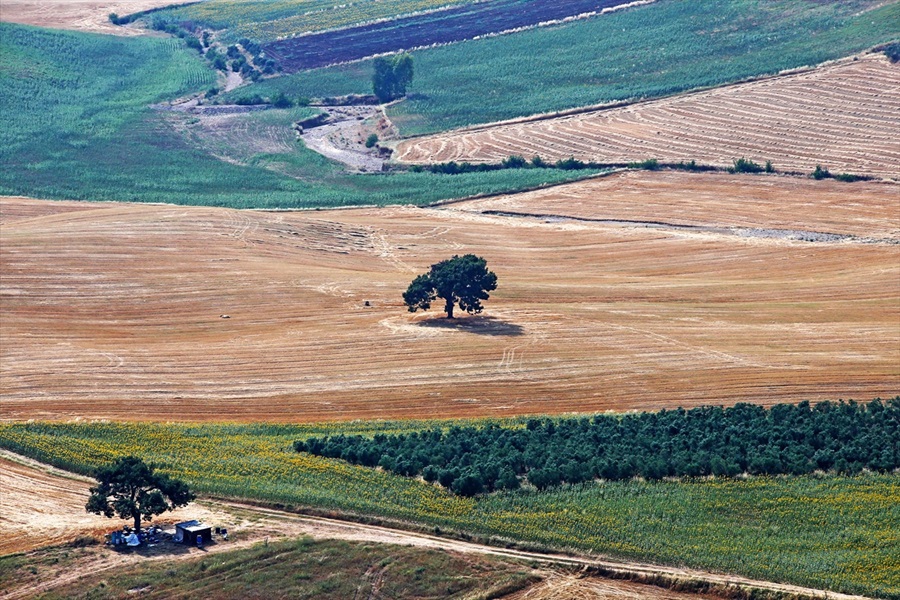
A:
395,54,900,180
0,1,194,35
1,170,897,422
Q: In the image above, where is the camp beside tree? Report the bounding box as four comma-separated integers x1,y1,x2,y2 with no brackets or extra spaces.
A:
86,456,194,532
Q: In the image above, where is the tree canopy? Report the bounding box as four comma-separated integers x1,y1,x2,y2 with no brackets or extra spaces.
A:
372,53,414,103
403,254,497,318
296,398,899,496
86,456,194,531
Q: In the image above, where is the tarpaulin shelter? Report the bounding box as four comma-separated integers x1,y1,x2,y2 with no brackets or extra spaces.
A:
174,520,212,545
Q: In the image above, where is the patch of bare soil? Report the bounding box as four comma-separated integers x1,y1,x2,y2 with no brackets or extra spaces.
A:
506,575,719,600
299,105,394,172
1,175,897,422
0,1,195,35
0,453,872,600
395,53,900,180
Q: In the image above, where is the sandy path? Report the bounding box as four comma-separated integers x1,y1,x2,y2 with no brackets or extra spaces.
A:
0,1,195,35
0,452,873,600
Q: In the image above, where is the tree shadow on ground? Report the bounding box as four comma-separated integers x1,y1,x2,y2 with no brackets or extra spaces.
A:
416,315,523,336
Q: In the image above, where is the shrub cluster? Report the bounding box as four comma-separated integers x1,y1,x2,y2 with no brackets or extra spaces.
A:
883,41,900,62
727,157,774,174
295,399,899,496
811,164,872,182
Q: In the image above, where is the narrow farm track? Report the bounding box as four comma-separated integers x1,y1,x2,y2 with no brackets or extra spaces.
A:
0,452,873,600
396,54,900,180
1,173,897,422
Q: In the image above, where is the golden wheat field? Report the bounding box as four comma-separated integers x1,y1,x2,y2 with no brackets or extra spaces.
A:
395,54,900,180
1,171,897,422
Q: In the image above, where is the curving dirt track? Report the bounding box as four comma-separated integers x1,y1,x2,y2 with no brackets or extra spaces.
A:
1,170,897,423
0,453,869,600
395,54,900,180
0,1,195,35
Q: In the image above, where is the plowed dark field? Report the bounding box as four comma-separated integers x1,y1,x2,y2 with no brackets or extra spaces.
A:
264,0,638,71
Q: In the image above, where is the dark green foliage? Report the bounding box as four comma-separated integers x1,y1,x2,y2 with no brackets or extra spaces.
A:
555,157,587,170
365,133,379,148
372,53,414,102
628,158,661,170
834,172,872,182
86,456,194,531
297,399,900,495
402,254,498,318
108,13,120,25
765,160,775,173
670,160,717,172
270,91,293,108
238,37,262,57
729,157,765,173
501,155,528,169
884,41,900,62
233,94,265,105
812,164,832,179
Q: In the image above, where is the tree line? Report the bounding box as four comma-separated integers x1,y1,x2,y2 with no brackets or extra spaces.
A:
295,399,899,496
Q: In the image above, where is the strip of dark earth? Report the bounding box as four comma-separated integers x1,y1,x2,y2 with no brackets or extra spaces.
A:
263,0,637,72
479,210,899,244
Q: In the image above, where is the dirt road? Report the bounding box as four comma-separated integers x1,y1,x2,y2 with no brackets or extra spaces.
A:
0,451,874,600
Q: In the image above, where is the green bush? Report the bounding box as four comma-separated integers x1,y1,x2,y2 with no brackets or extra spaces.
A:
729,157,765,173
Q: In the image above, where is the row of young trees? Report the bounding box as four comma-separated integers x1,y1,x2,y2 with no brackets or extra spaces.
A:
295,399,899,496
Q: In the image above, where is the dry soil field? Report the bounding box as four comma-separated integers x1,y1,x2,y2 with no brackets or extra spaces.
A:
0,0,194,35
2,171,897,422
395,53,900,180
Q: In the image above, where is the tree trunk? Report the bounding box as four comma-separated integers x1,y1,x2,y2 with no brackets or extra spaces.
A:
134,513,141,532
444,297,454,318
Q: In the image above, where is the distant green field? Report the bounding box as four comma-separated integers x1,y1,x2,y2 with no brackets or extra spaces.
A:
239,0,900,135
2,420,897,598
152,0,480,43
0,23,598,208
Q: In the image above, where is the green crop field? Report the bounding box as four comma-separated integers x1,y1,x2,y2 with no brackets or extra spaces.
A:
0,23,598,208
154,0,480,44
240,0,900,135
2,421,897,599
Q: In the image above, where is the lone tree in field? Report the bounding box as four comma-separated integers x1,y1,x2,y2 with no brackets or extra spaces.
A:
403,254,497,318
86,456,194,532
372,53,414,103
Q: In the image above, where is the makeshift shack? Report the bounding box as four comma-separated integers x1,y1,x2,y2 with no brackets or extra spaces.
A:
174,520,212,545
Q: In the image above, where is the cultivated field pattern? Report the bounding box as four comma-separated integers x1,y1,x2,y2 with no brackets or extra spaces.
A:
2,171,897,422
396,54,900,179
263,0,642,71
